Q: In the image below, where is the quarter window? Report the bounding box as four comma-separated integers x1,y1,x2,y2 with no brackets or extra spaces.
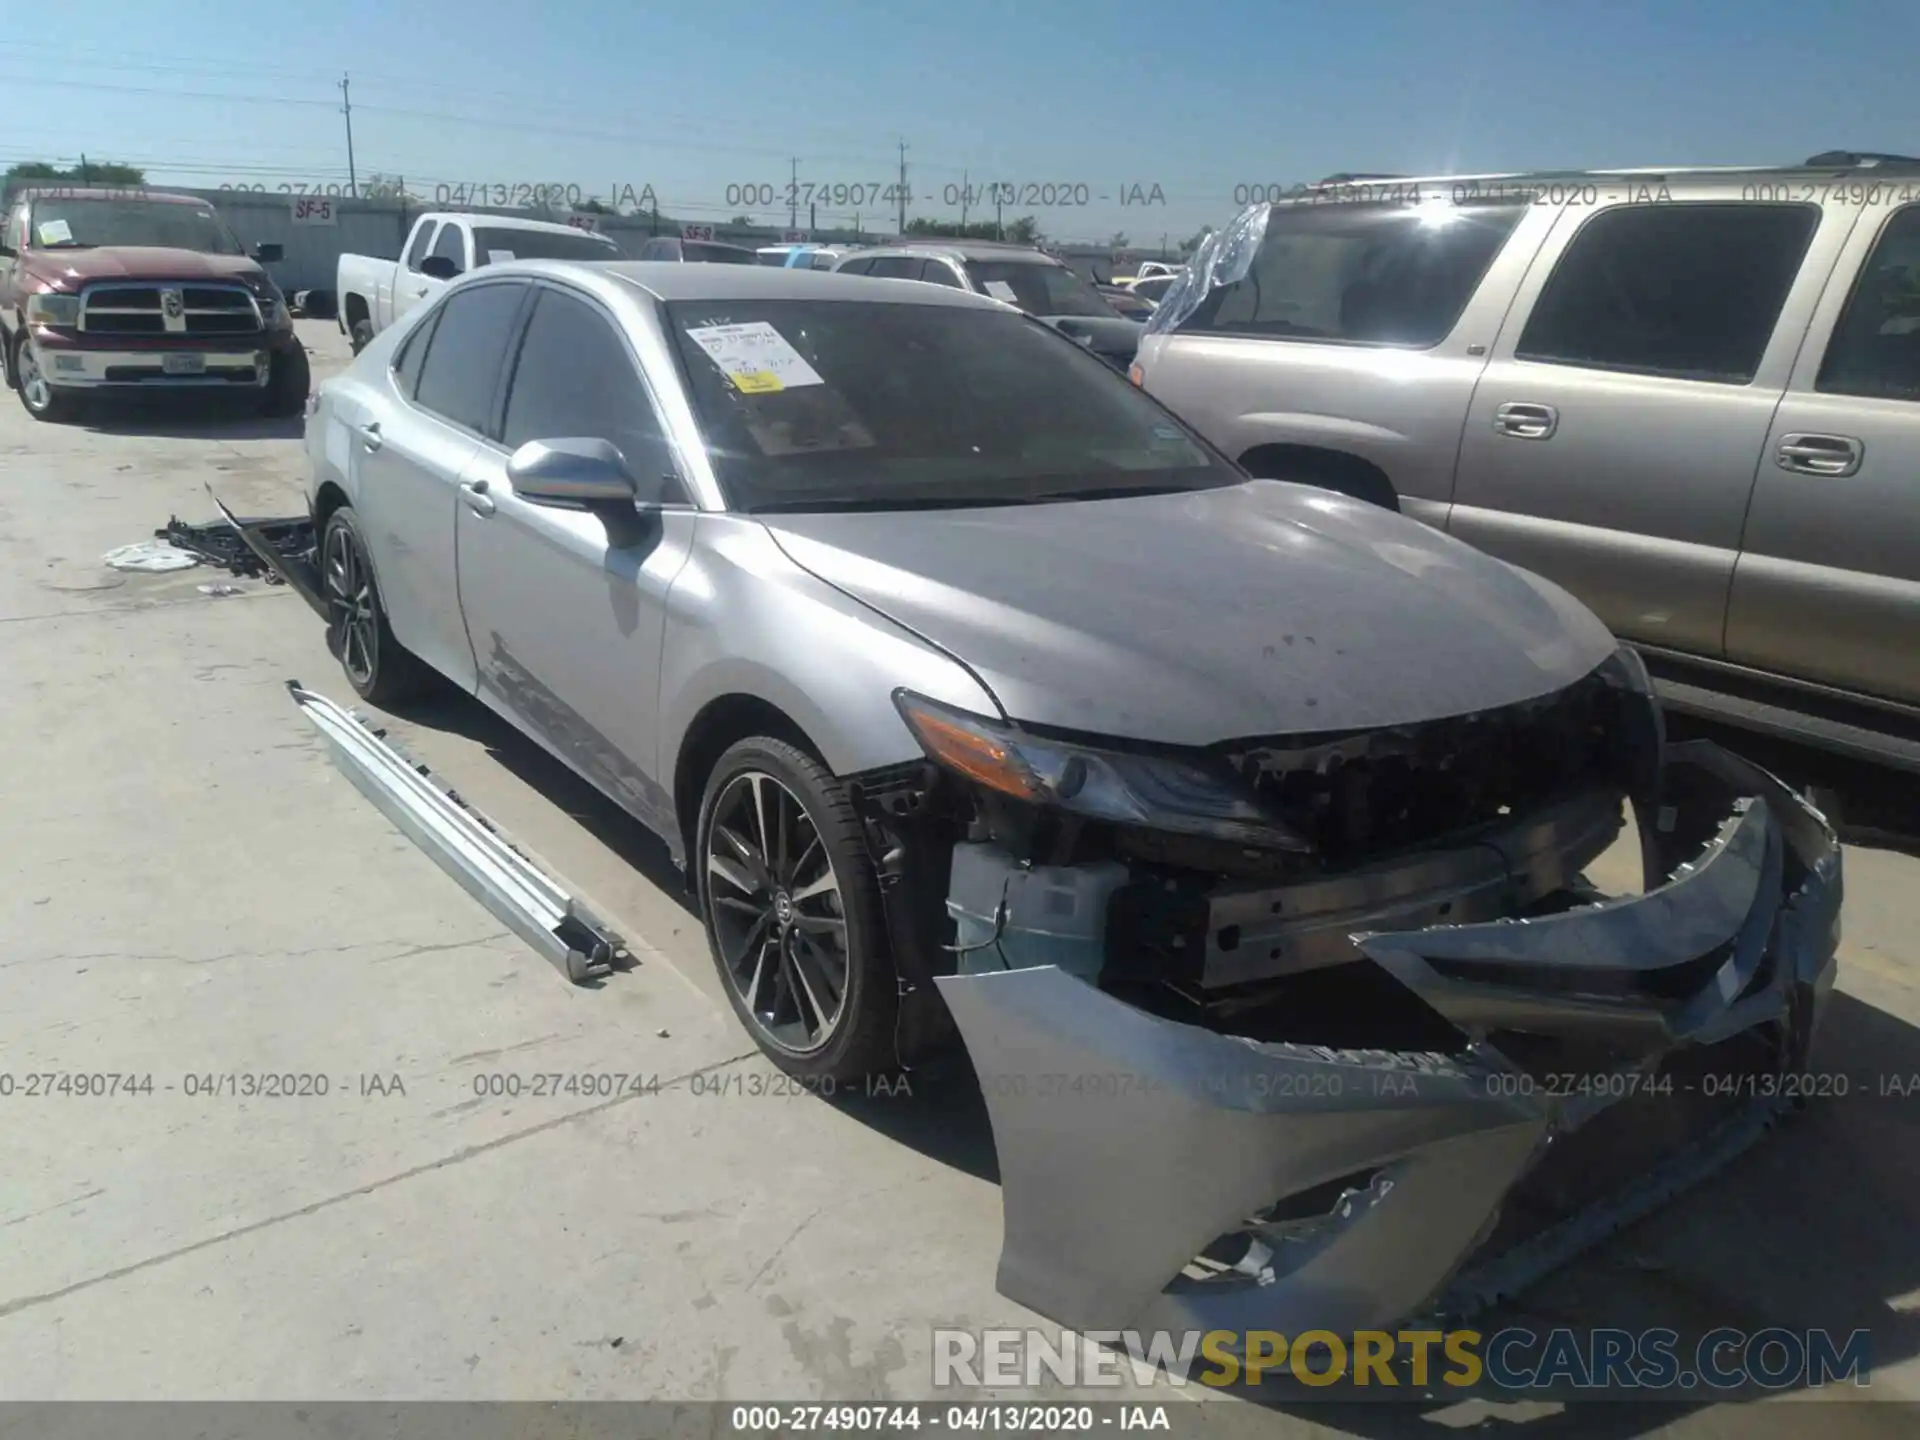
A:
1181,202,1525,346
412,282,525,434
1817,204,1920,401
392,310,439,398
1517,203,1818,384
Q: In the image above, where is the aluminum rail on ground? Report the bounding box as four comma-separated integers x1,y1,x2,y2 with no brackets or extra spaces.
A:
287,682,617,984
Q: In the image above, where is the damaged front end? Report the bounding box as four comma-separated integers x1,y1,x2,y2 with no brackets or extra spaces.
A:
851,650,1841,1334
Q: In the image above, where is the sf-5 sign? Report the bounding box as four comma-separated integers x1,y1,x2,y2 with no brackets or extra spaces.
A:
291,196,337,226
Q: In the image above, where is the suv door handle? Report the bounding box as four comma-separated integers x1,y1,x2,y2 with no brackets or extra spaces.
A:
355,421,382,452
1494,402,1559,440
1776,433,1863,477
460,479,495,517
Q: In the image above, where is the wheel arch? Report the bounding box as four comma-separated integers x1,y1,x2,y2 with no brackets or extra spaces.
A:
342,291,371,329
1237,442,1402,511
672,692,825,897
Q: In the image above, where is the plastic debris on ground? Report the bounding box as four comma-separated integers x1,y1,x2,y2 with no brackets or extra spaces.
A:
197,582,246,597
156,514,315,584
103,541,199,573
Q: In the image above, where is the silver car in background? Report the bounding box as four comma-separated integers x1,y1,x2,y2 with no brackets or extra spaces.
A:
294,260,1839,1338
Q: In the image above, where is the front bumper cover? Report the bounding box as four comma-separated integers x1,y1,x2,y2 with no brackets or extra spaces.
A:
935,741,1841,1334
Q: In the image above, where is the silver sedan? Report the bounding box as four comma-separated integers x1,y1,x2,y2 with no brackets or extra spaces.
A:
297,260,1839,1338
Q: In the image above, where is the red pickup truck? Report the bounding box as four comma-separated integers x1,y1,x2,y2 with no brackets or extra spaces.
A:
0,186,309,423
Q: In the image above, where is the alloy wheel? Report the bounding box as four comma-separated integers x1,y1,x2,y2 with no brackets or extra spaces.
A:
323,523,378,688
16,341,51,413
705,770,849,1055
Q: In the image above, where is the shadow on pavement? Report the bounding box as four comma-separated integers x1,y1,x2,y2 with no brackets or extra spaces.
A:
78,392,303,441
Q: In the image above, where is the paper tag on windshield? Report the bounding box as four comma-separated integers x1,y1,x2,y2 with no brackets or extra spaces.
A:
487,249,516,263
684,320,823,394
984,281,1018,303
37,219,73,245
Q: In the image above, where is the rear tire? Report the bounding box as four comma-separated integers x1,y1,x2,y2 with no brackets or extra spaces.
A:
696,737,898,1083
320,506,432,705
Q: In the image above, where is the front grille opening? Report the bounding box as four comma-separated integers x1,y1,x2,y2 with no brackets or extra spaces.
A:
1222,671,1627,866
1173,1167,1386,1289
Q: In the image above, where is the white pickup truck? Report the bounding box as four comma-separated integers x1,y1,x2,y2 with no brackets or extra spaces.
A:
337,212,620,352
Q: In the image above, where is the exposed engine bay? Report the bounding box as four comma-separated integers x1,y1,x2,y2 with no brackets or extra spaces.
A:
845,649,1842,1335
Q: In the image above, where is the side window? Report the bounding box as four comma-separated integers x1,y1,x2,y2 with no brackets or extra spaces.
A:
1517,203,1818,384
430,222,467,272
836,256,875,275
920,260,964,289
1817,204,1920,401
412,283,526,434
1184,202,1526,347
869,255,927,280
404,221,438,273
5,205,24,252
392,309,439,397
500,288,683,500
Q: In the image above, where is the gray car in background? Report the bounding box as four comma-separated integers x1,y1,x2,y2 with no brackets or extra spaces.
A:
293,259,1839,1337
1134,156,1920,757
834,238,1143,368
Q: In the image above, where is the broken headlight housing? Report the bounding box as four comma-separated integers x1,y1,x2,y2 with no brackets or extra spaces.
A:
894,690,1308,849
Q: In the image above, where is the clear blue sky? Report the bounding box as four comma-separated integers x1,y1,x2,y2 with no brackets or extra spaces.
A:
3,0,1913,243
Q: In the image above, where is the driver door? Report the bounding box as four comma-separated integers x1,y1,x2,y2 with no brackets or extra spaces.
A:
453,280,700,837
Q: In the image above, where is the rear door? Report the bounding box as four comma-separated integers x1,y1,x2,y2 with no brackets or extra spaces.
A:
1450,191,1852,657
452,282,698,833
1728,196,1920,703
357,278,529,690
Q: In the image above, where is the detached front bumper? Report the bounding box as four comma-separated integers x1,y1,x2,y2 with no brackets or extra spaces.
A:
935,741,1841,1334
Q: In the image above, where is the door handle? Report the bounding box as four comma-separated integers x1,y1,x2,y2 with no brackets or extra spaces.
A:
1776,433,1863,477
1493,402,1559,440
460,479,496,517
356,421,382,452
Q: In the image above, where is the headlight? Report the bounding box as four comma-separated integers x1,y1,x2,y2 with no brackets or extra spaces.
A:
893,691,1308,849
25,292,81,326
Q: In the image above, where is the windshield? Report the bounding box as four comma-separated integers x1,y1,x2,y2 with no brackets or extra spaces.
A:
472,227,619,264
26,196,243,254
963,259,1117,318
666,299,1233,513
686,242,760,265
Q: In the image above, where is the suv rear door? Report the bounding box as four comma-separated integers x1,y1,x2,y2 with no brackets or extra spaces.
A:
1449,188,1854,657
1727,195,1920,704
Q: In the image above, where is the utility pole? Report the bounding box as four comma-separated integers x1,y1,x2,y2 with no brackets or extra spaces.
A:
789,156,798,231
995,193,1003,241
896,139,908,235
809,200,816,237
79,154,91,185
960,169,969,229
339,74,359,197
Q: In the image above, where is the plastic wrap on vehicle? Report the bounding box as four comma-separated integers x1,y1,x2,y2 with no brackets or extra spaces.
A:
1142,203,1270,338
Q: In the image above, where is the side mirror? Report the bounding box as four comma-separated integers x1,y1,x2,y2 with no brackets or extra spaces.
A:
507,438,642,508
252,242,284,263
420,255,460,281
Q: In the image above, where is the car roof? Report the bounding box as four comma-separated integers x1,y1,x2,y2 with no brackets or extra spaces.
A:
847,239,1061,265
493,258,1011,309
1292,153,1920,193
16,186,207,205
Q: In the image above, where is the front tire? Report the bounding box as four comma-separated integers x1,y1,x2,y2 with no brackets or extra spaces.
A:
12,331,79,423
320,506,431,705
696,738,898,1082
349,318,374,355
262,342,311,417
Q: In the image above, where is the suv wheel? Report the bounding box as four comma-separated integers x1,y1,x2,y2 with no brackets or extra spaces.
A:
696,738,898,1082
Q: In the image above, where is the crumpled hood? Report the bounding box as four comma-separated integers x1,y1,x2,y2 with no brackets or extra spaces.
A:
22,248,267,286
1034,313,1142,360
764,479,1617,745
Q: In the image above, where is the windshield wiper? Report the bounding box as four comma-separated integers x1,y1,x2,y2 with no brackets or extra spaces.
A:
1018,482,1199,504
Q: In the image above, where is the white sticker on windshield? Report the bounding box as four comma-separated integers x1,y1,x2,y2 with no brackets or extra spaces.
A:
488,249,516,263
684,320,824,394
37,218,73,245
984,281,1018,303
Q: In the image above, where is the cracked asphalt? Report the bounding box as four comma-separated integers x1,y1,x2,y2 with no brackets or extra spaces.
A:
2,321,1919,1433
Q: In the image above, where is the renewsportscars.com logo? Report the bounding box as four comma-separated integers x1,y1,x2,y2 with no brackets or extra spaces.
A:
933,1327,1873,1392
